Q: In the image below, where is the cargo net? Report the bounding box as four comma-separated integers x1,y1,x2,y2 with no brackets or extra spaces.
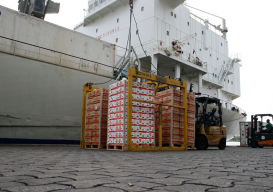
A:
155,89,196,148
107,80,156,147
85,88,109,148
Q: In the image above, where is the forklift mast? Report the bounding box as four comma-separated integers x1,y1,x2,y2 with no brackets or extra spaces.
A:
218,102,223,127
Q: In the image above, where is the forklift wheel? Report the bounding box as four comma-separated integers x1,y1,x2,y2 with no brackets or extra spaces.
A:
218,138,226,150
251,141,258,148
195,135,208,150
258,146,264,148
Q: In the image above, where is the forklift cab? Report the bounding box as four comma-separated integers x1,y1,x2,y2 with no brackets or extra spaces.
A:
250,114,273,148
195,97,226,150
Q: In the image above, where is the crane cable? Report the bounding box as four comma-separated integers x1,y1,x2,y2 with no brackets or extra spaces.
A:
132,12,163,76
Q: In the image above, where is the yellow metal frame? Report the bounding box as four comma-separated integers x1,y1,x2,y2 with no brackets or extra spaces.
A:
80,83,100,149
126,66,188,151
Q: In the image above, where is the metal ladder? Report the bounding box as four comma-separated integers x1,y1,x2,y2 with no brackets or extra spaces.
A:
218,58,236,84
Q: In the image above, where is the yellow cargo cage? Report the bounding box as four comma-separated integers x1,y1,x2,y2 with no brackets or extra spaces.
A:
81,66,188,151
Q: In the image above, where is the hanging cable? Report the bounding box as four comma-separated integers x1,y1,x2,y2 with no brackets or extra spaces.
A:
93,78,114,85
132,12,163,76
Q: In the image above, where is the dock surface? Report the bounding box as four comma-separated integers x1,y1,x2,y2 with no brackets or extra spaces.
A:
0,146,272,192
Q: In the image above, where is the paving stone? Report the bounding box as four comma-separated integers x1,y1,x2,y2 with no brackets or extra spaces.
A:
18,177,73,186
131,173,173,179
185,178,233,188
209,175,252,181
108,176,151,184
0,181,26,188
1,184,70,192
230,172,268,178
153,184,218,192
56,174,113,181
59,179,117,189
52,186,125,192
0,175,35,183
139,177,188,186
208,184,270,192
1,146,273,192
104,183,149,192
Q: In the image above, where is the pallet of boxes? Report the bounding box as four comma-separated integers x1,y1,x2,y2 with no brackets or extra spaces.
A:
107,80,156,150
187,92,195,149
84,88,108,149
155,89,184,147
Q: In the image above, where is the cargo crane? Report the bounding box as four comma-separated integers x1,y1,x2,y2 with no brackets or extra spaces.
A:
18,0,60,19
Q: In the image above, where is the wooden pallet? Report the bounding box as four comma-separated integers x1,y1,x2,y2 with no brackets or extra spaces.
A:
162,143,183,147
107,144,158,151
85,145,106,149
107,145,125,151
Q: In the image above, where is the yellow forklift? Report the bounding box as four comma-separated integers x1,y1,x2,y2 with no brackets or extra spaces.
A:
195,97,226,150
250,114,273,148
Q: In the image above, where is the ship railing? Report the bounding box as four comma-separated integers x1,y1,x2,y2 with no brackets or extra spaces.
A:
220,99,247,117
116,39,207,70
190,12,223,36
0,35,115,78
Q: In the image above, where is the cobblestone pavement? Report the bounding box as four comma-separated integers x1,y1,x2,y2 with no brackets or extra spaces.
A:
0,146,273,192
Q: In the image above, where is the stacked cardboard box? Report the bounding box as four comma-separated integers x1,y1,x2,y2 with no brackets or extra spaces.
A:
187,92,195,148
85,88,109,148
107,80,155,147
155,89,184,146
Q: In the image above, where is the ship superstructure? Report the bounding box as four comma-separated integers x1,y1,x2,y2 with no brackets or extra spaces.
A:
74,0,246,137
75,0,241,104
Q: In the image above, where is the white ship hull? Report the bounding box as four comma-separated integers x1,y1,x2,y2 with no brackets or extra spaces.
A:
0,53,115,144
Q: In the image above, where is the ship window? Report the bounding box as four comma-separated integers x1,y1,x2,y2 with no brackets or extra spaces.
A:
141,6,144,11
171,12,173,16
217,58,219,60
174,14,177,18
136,30,138,35
117,18,119,23
188,42,190,45
187,22,190,26
231,81,233,84
221,43,223,46
224,79,226,81
224,61,225,64
167,31,169,36
116,38,118,43
210,54,212,57
200,49,201,51
96,29,98,33
202,31,204,35
228,80,230,83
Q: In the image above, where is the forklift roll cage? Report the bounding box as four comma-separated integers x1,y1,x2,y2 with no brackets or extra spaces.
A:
251,114,273,138
195,97,223,127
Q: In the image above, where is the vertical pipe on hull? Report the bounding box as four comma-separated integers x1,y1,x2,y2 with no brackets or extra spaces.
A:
151,54,158,75
198,72,202,93
175,64,181,79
